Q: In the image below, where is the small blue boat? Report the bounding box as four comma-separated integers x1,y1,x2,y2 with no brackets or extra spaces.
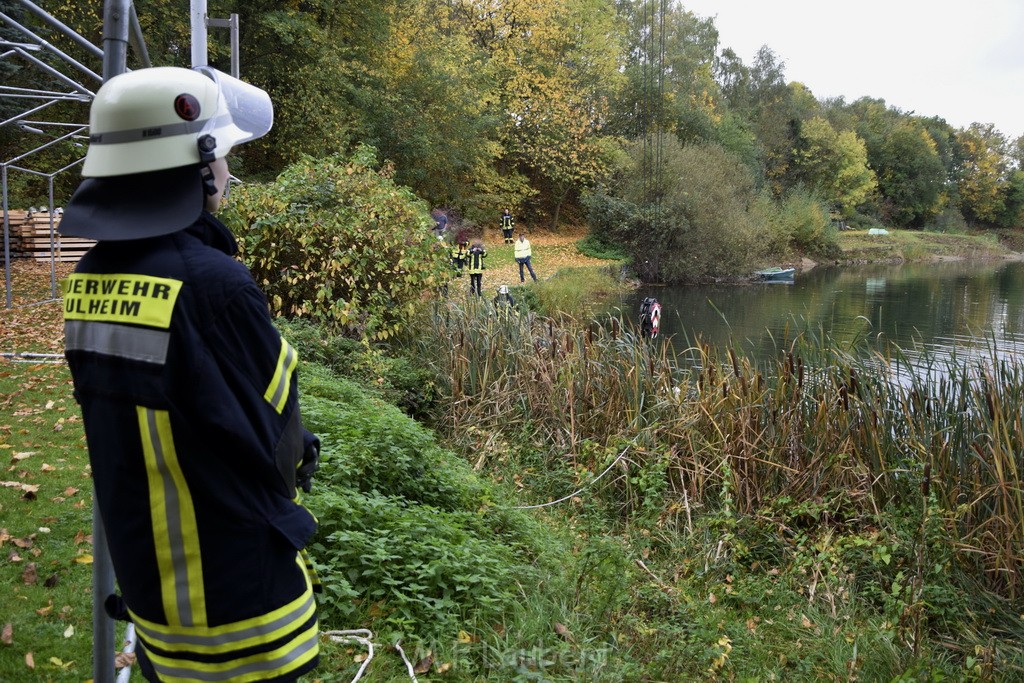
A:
755,267,796,282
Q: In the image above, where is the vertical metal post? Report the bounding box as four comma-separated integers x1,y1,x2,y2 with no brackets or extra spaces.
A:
101,0,130,81
3,164,11,309
229,14,239,78
95,3,131,680
190,0,208,67
92,502,116,683
47,176,56,298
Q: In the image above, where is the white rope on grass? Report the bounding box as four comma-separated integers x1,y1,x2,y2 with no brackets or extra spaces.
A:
323,629,420,683
324,629,376,683
394,640,420,683
511,444,631,510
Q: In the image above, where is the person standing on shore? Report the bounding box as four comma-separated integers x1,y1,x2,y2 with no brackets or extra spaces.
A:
500,208,515,245
467,240,487,296
514,231,538,282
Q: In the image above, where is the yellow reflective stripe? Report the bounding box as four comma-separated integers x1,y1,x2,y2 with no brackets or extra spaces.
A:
130,556,315,653
137,407,207,627
263,339,297,414
141,620,319,683
63,274,182,328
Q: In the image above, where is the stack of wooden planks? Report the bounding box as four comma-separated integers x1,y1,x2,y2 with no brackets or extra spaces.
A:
3,209,95,262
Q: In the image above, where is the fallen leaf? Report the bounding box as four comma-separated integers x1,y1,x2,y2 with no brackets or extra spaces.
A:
45,401,54,410
12,535,34,549
41,463,56,472
457,630,476,644
35,602,53,616
63,624,74,638
73,530,90,545
38,527,50,534
801,615,814,628
709,593,717,604
12,452,34,461
25,651,34,668
73,554,93,565
2,623,12,645
437,662,453,673
43,574,59,588
22,563,38,585
64,487,79,497
554,622,575,643
49,656,73,669
413,651,433,674
352,653,367,663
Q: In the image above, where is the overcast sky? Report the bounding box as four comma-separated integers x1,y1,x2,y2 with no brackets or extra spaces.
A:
680,0,1024,141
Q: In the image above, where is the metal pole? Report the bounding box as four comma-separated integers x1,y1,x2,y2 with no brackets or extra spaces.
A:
230,14,239,78
102,0,130,81
14,0,104,59
92,501,116,683
46,176,56,298
0,10,102,83
190,0,208,67
3,164,11,309
94,4,131,679
127,3,151,68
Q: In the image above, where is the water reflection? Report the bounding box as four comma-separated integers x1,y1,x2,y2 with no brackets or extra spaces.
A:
614,260,1024,371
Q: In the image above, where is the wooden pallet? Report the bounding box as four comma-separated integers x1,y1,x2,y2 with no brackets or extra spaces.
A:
3,210,95,262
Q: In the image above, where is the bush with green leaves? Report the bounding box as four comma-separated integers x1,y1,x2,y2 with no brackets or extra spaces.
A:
220,146,451,340
586,140,768,282
297,363,557,646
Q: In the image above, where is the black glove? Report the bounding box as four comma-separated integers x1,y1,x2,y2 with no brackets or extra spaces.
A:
296,432,321,493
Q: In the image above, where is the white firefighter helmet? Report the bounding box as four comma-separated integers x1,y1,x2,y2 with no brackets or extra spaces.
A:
60,66,273,240
82,66,272,177
498,285,509,295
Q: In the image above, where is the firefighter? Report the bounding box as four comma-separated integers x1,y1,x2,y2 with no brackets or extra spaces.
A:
451,236,470,277
500,208,514,244
466,240,487,295
58,66,320,682
493,284,515,316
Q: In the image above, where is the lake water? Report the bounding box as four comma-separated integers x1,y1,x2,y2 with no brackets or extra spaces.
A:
616,260,1024,367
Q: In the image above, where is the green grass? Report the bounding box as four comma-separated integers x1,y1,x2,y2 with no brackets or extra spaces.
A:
836,228,1013,263
0,361,100,681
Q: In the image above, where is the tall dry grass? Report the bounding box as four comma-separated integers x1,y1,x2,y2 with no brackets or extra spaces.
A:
413,301,1024,599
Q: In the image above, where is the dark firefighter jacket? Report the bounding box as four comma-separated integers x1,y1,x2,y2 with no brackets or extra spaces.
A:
467,248,487,274
62,212,319,682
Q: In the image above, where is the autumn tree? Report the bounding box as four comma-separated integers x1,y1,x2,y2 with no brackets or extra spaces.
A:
790,116,875,216
955,123,1008,225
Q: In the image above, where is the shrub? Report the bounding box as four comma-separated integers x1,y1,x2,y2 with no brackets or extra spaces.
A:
297,363,557,645
775,187,840,258
221,146,451,340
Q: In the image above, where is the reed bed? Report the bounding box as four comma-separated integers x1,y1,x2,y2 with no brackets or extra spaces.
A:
412,300,1024,600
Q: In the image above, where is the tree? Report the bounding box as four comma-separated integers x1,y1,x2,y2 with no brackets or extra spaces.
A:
791,116,876,216
955,123,1008,225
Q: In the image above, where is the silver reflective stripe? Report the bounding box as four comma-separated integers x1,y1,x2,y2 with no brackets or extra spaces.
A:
89,112,231,145
65,320,170,364
141,409,196,627
149,625,318,681
140,591,315,648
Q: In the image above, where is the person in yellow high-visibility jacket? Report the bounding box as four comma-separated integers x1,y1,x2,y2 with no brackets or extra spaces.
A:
514,232,538,282
466,240,487,295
